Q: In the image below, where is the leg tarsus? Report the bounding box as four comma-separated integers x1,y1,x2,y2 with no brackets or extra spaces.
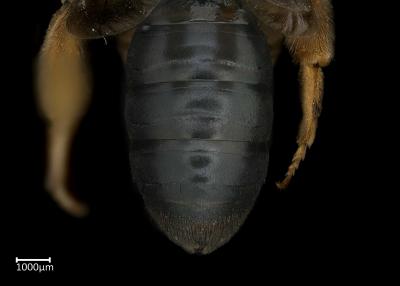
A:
46,185,90,218
276,145,307,189
45,124,89,217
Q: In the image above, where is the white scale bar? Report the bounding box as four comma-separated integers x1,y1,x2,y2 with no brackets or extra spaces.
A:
16,257,51,263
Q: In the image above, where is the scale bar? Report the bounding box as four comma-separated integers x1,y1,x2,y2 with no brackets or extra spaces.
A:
16,257,51,263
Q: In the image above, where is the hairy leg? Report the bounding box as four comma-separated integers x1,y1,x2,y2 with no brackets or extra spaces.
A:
37,4,91,216
278,0,334,188
243,0,334,188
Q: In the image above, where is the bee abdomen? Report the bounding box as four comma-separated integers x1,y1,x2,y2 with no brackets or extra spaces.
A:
125,0,273,254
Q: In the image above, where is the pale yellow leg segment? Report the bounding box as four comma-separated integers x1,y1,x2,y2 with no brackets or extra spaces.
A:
37,4,91,216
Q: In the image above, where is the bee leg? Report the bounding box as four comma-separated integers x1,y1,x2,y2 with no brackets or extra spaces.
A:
244,0,334,188
37,4,91,217
276,0,334,188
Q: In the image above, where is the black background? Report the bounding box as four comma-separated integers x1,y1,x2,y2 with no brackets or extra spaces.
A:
4,0,386,281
